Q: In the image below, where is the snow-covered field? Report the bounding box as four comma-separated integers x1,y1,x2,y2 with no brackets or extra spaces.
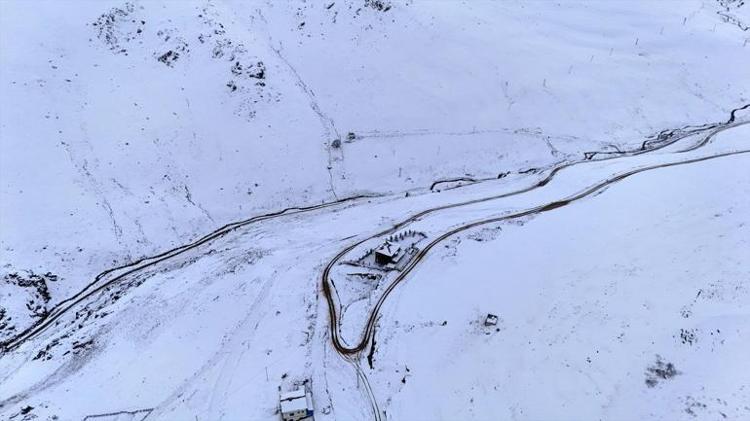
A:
1,0,749,420
375,138,750,420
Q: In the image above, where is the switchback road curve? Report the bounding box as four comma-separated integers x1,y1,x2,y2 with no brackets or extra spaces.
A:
322,122,749,357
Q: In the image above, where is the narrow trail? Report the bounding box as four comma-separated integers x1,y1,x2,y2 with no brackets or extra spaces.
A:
254,8,343,201
678,103,750,153
352,359,382,421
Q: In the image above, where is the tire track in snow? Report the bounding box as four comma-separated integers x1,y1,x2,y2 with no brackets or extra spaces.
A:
205,271,275,419
353,359,381,421
148,269,277,419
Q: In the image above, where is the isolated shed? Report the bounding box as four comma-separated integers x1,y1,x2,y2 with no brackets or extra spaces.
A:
280,387,313,421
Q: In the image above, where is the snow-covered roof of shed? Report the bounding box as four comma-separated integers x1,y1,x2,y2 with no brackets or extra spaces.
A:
280,389,307,413
280,388,305,401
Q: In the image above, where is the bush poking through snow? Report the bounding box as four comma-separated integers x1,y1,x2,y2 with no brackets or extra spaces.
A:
645,355,681,387
91,2,144,54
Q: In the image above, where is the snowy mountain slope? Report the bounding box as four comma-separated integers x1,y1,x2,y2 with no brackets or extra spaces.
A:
2,0,749,304
374,148,750,421
1,0,750,420
0,116,747,420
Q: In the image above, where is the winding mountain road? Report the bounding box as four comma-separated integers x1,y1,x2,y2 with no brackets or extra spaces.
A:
323,148,749,356
322,117,748,357
1,103,747,421
317,110,747,420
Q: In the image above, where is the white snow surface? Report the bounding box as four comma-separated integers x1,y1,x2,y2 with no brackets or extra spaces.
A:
1,0,749,420
2,0,749,293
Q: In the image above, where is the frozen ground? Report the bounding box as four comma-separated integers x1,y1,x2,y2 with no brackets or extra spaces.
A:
1,1,749,420
2,0,749,295
373,138,750,420
1,118,748,421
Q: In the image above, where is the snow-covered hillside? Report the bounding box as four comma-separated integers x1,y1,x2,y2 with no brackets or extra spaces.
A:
2,0,748,297
1,1,749,420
